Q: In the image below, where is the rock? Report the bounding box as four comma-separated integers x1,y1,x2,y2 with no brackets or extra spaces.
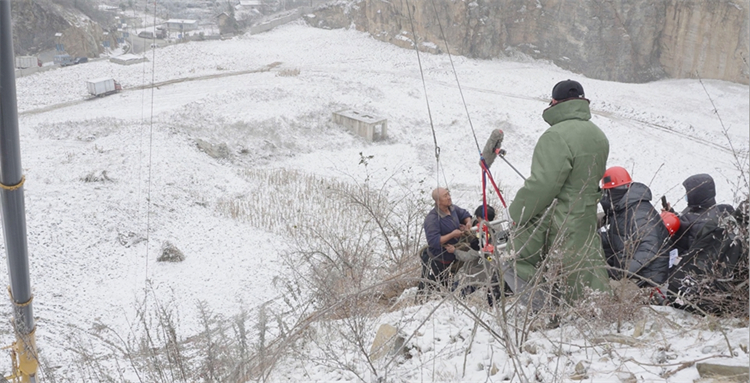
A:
574,361,587,375
11,1,110,58
696,362,750,382
571,360,589,379
490,363,498,376
616,371,637,383
523,342,538,355
369,324,405,362
701,345,715,354
633,319,646,338
196,139,231,159
307,0,748,85
157,241,185,262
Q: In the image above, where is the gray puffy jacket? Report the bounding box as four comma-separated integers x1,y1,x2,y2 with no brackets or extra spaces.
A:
600,182,671,285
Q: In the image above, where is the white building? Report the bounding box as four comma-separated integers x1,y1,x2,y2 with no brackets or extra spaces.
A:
165,19,199,32
239,0,262,10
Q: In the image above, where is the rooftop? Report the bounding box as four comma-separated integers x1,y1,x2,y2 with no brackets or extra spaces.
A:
335,109,386,124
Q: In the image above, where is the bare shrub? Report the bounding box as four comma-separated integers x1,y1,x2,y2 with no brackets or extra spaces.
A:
249,168,429,380
81,170,113,183
276,68,300,77
215,168,356,233
54,287,282,382
158,241,186,262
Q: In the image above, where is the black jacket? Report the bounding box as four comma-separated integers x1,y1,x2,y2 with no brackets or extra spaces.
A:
674,174,734,253
600,182,670,285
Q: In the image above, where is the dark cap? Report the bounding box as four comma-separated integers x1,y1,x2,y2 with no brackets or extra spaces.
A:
551,79,585,101
474,205,495,221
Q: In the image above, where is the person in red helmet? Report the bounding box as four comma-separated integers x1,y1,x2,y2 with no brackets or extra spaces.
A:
599,166,671,286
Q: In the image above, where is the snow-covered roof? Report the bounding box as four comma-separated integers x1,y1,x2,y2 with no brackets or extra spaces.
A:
165,19,198,25
85,77,114,84
335,109,386,124
239,0,262,6
114,54,141,61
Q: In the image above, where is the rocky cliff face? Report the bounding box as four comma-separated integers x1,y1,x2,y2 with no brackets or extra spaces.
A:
305,0,749,84
11,0,109,58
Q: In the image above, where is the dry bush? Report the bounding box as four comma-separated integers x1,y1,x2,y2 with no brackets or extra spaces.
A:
276,68,300,77
51,287,281,383
81,170,113,183
215,168,355,234
250,169,429,381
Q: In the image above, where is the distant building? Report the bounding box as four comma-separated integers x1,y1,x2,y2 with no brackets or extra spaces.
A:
216,12,235,35
165,19,199,32
239,0,262,10
110,54,148,66
97,4,119,12
332,110,388,142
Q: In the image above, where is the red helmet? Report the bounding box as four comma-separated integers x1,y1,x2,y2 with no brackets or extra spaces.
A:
601,166,632,189
661,211,680,236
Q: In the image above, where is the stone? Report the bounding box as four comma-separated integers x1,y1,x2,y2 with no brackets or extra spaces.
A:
369,324,405,362
157,241,185,262
523,342,538,355
196,139,231,159
633,319,646,338
571,360,589,380
616,371,637,383
490,363,498,376
575,361,587,375
696,362,749,382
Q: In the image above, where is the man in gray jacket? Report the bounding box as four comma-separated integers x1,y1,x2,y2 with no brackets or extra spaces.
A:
599,166,670,286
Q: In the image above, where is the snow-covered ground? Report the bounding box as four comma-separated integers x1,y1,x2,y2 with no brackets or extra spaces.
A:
3,20,749,381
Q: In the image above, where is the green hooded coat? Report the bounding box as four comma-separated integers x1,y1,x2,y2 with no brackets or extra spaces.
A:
508,99,611,300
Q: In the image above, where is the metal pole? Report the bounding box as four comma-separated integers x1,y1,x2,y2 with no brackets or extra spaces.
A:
0,0,38,381
499,152,526,181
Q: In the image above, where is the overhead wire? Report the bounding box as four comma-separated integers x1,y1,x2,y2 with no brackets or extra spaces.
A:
402,0,447,189
427,0,512,222
428,0,482,155
144,0,159,286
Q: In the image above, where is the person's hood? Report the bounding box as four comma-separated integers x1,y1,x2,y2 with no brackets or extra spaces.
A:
601,182,652,213
683,174,716,208
542,98,591,126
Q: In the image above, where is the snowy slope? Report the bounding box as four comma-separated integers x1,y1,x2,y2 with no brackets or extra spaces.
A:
2,21,748,381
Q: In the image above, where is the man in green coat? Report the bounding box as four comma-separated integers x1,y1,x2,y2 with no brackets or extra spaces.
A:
507,80,611,305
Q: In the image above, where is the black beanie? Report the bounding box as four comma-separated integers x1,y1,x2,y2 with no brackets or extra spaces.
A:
683,174,716,207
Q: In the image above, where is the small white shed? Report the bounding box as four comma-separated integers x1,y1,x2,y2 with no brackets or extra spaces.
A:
332,110,388,142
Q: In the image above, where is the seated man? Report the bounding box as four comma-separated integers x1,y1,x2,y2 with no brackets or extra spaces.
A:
599,166,670,286
672,174,734,255
666,175,744,313
420,187,471,291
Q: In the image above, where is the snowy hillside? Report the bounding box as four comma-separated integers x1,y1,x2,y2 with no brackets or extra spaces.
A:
4,21,749,381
